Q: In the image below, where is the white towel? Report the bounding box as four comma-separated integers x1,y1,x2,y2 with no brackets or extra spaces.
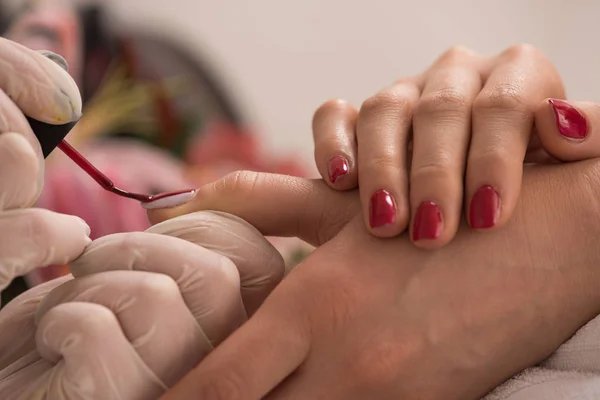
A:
484,316,600,399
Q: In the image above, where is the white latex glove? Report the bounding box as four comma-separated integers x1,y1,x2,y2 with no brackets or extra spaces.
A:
0,211,285,400
0,36,89,295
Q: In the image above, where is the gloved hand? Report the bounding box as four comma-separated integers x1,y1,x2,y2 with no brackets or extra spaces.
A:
0,211,285,400
0,37,89,296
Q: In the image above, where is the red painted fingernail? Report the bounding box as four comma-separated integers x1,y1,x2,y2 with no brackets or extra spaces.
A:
412,201,442,241
369,189,396,228
548,99,588,140
469,185,500,229
328,156,349,184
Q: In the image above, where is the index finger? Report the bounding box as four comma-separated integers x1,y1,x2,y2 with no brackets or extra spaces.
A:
467,44,565,230
147,172,360,247
0,38,82,125
0,39,82,207
146,211,286,316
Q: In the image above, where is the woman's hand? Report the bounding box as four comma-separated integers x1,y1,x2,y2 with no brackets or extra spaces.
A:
311,44,565,247
158,153,600,400
149,91,600,400
0,211,284,399
148,90,599,249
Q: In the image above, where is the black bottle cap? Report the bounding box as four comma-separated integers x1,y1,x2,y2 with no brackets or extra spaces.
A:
26,116,77,158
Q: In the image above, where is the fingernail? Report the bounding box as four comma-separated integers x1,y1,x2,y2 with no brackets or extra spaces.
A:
142,189,197,210
469,185,500,229
328,156,349,184
548,99,588,140
412,201,443,241
369,189,396,228
37,50,69,72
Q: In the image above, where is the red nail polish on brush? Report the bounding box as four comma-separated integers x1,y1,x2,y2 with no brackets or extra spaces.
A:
27,51,195,207
369,190,396,228
548,99,588,140
412,201,442,241
27,117,196,207
469,185,500,229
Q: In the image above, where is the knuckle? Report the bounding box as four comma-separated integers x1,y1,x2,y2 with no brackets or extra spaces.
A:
214,256,242,289
74,304,118,335
502,43,542,60
313,98,353,123
45,303,118,341
107,234,153,264
411,160,457,183
131,273,181,306
473,83,528,114
468,147,519,172
361,154,401,174
415,88,470,117
217,170,261,199
437,45,477,64
360,90,413,119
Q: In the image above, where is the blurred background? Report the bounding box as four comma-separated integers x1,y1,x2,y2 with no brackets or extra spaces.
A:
1,0,598,301
109,0,600,158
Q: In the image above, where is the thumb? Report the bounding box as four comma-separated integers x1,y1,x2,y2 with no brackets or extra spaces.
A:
147,172,360,247
536,98,600,161
34,302,167,400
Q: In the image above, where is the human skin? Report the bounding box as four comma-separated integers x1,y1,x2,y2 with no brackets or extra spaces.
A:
310,45,564,248
151,156,600,399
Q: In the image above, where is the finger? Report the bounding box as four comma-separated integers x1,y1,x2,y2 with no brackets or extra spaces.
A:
0,85,46,201
35,302,167,400
0,132,40,210
0,209,90,293
69,232,246,344
468,44,565,231
160,268,313,400
313,99,358,189
535,99,600,162
356,81,420,237
0,40,82,204
410,64,482,247
36,271,209,387
0,37,82,124
146,172,360,247
0,275,71,371
146,211,285,316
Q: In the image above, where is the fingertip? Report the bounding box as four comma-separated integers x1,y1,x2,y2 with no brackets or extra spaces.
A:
467,185,502,230
313,99,359,190
146,194,205,225
364,188,409,238
325,154,358,190
536,98,598,162
465,174,520,236
409,201,447,249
